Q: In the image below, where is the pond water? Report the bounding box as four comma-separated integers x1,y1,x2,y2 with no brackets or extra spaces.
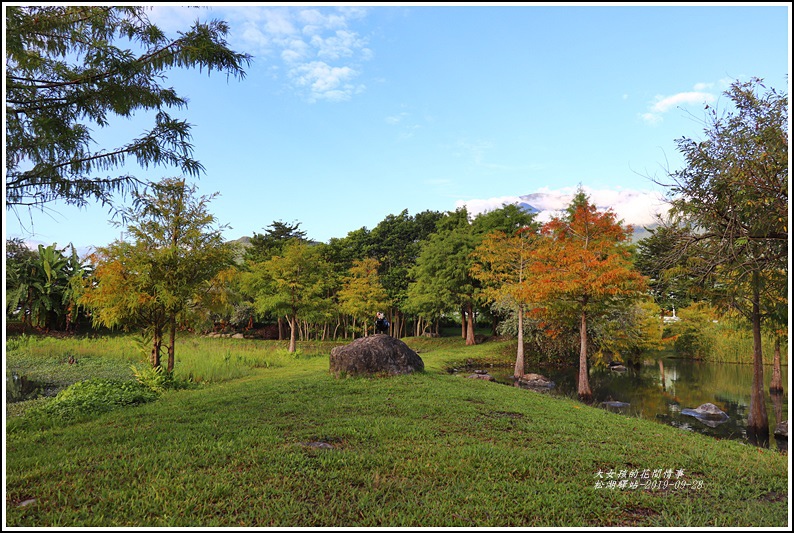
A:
468,358,789,452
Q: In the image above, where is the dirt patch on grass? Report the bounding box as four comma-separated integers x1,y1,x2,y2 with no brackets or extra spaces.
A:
617,505,660,526
758,491,787,503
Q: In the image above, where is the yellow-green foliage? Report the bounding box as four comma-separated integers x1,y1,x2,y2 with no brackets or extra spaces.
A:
665,302,787,364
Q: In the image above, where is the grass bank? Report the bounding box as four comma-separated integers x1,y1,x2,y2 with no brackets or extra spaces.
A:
4,334,789,527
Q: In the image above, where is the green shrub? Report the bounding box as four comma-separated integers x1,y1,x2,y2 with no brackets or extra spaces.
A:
131,364,195,392
33,378,159,419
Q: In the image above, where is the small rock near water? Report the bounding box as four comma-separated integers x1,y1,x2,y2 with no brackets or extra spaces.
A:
467,373,495,381
681,402,729,421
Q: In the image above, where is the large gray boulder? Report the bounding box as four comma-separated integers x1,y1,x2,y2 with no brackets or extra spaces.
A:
329,334,424,378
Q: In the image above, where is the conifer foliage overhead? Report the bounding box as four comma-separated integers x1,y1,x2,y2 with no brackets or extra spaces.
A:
5,6,251,210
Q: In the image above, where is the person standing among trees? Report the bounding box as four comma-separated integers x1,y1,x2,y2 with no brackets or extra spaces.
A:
375,312,390,335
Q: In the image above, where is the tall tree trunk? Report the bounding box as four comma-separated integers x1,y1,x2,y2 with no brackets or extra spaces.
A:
151,326,163,368
288,315,297,353
578,308,592,402
167,316,176,372
465,303,476,346
514,304,525,378
278,316,285,341
747,273,769,445
769,336,783,393
771,388,784,428
461,307,467,339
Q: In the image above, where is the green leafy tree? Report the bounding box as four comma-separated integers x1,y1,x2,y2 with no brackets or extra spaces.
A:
656,77,788,442
325,227,373,337
31,244,70,331
337,258,391,337
634,222,696,320
470,203,537,236
61,243,92,332
588,297,663,366
368,209,443,337
81,178,234,370
408,204,537,344
242,220,310,337
5,6,251,211
248,240,331,352
6,242,90,332
245,220,308,264
409,208,480,345
6,238,38,329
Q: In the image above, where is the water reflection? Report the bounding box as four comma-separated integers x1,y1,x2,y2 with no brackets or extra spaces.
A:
482,358,788,451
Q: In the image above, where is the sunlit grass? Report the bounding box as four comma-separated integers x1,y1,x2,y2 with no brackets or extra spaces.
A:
4,332,788,527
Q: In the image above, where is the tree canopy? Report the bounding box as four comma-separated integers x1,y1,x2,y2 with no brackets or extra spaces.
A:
81,178,235,370
656,77,788,443
245,240,332,352
5,6,251,211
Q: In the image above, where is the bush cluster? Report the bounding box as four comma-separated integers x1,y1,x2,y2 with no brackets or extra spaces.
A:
33,378,159,419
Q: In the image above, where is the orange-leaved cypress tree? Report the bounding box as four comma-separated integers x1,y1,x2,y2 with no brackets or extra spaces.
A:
527,190,648,402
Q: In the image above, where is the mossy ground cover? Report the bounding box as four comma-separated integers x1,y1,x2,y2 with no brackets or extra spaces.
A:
4,334,789,527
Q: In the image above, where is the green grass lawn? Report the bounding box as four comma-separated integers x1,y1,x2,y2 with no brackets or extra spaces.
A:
4,334,790,527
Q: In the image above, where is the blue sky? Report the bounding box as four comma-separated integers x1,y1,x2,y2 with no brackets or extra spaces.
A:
4,3,791,256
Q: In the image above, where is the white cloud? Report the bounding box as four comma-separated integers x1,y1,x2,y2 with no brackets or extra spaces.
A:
147,5,203,32
281,38,311,63
641,84,717,124
456,186,670,229
261,8,298,36
148,5,372,103
313,30,365,61
290,61,363,102
456,195,524,215
217,6,371,103
650,91,714,114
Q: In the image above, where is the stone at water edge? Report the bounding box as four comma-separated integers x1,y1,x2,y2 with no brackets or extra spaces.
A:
467,373,495,381
516,373,555,390
681,402,729,421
